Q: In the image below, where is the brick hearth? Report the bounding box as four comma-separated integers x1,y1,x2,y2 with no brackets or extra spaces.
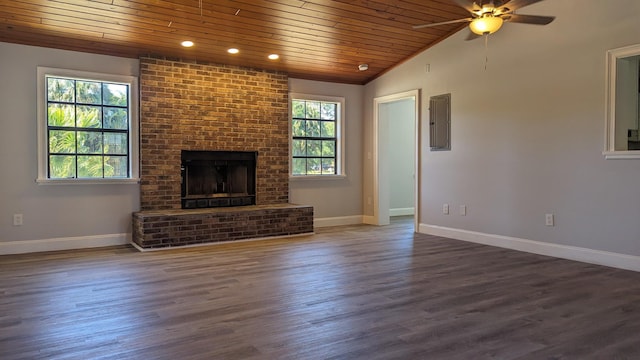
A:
132,204,313,250
133,57,313,249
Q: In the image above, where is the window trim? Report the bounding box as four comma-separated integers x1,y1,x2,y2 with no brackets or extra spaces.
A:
289,93,345,179
36,67,140,184
604,44,640,159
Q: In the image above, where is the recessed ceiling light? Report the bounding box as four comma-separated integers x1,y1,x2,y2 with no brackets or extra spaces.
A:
227,48,239,54
358,64,369,71
268,54,279,60
181,40,194,48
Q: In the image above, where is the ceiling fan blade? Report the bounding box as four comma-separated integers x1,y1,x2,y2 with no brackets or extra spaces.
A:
504,13,555,25
413,18,473,29
452,0,480,13
500,0,545,11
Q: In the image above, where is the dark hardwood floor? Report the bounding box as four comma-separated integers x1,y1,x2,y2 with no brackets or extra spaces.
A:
2,217,640,359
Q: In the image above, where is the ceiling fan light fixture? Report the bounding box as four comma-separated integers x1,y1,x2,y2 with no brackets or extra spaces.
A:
469,16,504,35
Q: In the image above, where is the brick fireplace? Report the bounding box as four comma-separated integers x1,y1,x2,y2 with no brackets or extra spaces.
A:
132,57,313,250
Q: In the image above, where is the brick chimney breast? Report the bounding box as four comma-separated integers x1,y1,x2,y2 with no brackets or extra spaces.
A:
139,57,290,211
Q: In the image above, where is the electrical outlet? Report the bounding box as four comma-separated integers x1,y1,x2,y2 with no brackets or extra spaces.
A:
13,214,23,226
545,213,554,227
443,203,449,215
460,205,467,216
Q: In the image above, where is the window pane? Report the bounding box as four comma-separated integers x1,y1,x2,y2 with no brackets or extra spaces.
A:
47,78,74,102
321,121,335,137
292,100,305,118
49,130,76,153
103,83,128,106
76,81,101,104
290,97,340,177
77,155,104,178
292,158,307,175
104,107,128,130
292,140,306,156
105,156,128,177
307,120,321,137
322,140,335,157
307,158,321,174
104,133,128,154
48,104,75,127
322,159,335,174
77,106,101,128
77,131,103,154
321,103,336,120
306,101,320,119
49,155,76,178
292,119,305,136
42,71,134,181
307,140,322,156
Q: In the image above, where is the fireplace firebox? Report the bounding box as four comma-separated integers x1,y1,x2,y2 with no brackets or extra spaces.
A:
181,150,257,209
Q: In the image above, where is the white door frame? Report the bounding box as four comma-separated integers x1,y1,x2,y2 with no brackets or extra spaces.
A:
372,90,420,229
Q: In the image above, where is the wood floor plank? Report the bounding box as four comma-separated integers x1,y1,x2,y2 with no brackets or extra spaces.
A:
2,217,640,359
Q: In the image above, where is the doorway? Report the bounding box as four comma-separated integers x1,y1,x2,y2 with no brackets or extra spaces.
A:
372,90,420,229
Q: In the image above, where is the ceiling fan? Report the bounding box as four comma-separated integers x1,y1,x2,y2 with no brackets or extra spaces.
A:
413,0,555,39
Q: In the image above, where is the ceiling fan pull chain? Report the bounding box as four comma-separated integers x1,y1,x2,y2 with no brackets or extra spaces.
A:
484,34,489,71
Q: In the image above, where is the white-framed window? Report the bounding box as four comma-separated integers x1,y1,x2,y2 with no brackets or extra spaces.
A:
290,93,345,178
36,67,139,184
604,44,640,159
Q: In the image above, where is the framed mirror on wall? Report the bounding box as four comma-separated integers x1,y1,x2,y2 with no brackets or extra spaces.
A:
605,44,640,159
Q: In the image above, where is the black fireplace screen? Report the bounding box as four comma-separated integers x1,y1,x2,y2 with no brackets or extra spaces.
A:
181,150,257,209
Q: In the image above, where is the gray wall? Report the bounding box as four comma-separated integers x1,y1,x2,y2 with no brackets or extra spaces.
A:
288,79,364,220
364,0,640,257
0,42,140,251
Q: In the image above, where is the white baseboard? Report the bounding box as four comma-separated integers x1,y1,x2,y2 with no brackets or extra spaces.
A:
390,207,414,216
419,224,640,272
314,215,363,228
0,233,130,255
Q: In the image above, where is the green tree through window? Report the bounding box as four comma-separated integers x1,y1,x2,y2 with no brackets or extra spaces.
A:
291,98,339,175
46,76,130,179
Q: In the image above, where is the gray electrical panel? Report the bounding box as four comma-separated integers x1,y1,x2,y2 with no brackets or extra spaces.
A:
429,93,451,151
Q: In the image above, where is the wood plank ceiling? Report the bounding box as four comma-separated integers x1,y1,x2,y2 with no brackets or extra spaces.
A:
0,0,470,84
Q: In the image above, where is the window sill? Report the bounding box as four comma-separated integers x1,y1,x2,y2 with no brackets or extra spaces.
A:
603,151,640,160
289,174,347,181
36,178,140,185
